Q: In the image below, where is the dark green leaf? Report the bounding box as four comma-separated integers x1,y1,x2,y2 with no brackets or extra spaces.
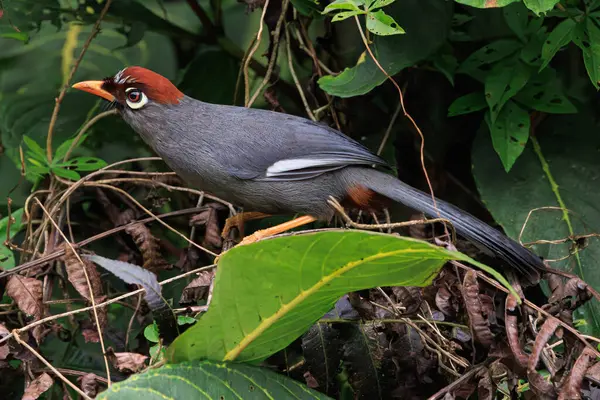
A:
52,134,89,163
341,323,389,399
365,10,404,36
457,40,523,81
523,0,560,15
503,2,529,42
484,58,532,122
540,18,576,71
0,208,25,270
485,101,530,172
302,323,342,396
291,0,323,16
448,92,487,116
514,67,577,113
431,51,458,85
573,18,600,89
168,230,497,363
97,360,331,400
472,110,600,336
319,0,451,97
50,167,80,181
22,136,47,163
60,157,107,172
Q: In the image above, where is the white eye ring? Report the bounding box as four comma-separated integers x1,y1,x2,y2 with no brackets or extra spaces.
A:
125,88,148,110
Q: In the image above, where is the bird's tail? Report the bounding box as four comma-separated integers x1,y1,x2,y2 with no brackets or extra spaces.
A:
346,169,542,284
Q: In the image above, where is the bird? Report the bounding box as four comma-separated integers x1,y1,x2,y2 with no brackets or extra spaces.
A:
73,66,543,284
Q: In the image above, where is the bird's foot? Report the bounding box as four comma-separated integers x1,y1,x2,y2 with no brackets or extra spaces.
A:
237,230,266,246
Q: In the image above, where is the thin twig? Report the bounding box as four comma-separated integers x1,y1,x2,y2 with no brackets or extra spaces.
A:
0,207,206,279
243,0,271,106
352,16,439,218
285,24,316,121
13,331,92,400
377,100,402,156
46,0,113,161
87,183,218,257
451,260,600,359
247,0,290,107
0,265,216,346
63,109,119,162
327,197,456,243
34,199,112,386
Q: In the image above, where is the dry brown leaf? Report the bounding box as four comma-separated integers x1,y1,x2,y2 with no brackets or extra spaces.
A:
505,294,528,368
180,271,215,305
63,248,103,303
22,372,53,400
527,317,560,399
125,222,170,272
78,373,100,398
109,351,148,373
559,347,596,400
6,275,43,320
461,270,494,347
0,323,9,359
435,286,457,317
190,203,225,249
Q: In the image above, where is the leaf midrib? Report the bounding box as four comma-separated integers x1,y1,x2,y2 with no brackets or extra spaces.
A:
222,247,446,361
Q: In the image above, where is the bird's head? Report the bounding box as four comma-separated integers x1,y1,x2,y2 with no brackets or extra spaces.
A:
72,67,184,114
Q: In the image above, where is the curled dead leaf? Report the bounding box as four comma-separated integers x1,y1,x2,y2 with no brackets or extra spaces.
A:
435,286,457,317
180,271,214,305
6,275,43,320
22,372,53,400
108,350,148,373
505,294,528,368
63,247,103,302
125,222,170,272
527,317,560,399
559,347,596,400
461,270,494,347
78,373,100,398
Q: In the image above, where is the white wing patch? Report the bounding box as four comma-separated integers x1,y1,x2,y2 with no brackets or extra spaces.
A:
265,158,344,177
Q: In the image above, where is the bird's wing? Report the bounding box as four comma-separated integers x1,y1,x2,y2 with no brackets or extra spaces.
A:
215,107,390,181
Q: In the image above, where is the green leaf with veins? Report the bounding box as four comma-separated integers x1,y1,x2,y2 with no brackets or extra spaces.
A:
485,101,530,172
366,10,405,36
473,110,600,336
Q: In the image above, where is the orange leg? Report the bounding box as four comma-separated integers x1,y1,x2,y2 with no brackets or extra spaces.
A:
238,215,317,246
222,212,272,239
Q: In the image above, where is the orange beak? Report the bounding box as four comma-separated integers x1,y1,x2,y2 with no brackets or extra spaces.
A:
72,80,115,102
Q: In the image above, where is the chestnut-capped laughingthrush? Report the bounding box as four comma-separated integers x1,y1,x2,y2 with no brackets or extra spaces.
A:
73,66,543,283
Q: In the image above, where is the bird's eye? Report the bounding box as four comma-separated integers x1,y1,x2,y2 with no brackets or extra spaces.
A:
125,88,148,110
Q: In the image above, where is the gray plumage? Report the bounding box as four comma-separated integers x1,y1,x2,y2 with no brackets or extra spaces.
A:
119,95,542,283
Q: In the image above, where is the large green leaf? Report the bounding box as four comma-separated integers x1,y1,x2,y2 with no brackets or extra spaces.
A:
318,0,451,97
0,22,176,206
472,110,600,336
167,230,499,363
97,360,331,399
